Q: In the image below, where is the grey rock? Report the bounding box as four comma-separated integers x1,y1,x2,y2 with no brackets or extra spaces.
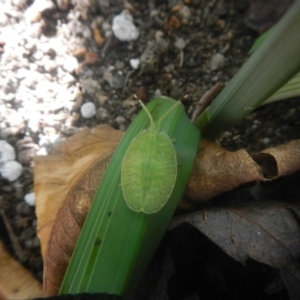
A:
81,78,101,96
210,53,225,71
81,102,96,118
108,72,125,90
0,160,23,181
0,140,16,164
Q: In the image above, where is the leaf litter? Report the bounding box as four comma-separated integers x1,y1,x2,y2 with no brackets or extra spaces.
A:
34,124,300,298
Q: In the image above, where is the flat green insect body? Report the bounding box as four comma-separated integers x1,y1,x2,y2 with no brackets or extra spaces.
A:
121,101,179,214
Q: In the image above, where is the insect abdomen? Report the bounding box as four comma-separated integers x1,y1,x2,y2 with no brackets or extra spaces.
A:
121,130,177,214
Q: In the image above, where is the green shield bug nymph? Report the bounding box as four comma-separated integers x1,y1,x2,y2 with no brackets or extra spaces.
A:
121,100,180,214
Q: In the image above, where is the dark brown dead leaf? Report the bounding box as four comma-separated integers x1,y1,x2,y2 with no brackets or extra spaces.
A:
170,201,300,270
244,0,293,34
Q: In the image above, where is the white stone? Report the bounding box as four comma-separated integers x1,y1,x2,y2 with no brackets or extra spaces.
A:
0,12,8,26
129,58,140,69
63,56,78,73
27,0,55,14
112,10,139,42
210,53,225,71
24,192,35,206
81,102,96,118
0,160,23,181
174,38,186,50
154,89,162,98
0,140,16,164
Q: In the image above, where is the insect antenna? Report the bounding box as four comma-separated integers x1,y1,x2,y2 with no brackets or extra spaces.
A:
138,100,154,127
137,99,181,129
157,101,181,128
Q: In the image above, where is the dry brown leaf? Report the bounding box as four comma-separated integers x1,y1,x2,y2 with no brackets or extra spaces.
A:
84,51,99,64
34,123,300,295
0,239,43,299
93,26,105,47
43,153,115,296
35,125,123,258
185,139,265,202
251,139,300,178
35,125,123,296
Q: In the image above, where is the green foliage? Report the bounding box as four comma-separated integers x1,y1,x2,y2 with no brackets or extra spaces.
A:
196,0,300,139
59,97,200,295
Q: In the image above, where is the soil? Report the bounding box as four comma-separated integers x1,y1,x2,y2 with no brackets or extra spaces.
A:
0,0,299,298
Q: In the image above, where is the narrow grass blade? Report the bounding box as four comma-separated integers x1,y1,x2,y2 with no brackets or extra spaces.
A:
263,71,300,104
249,26,300,104
195,0,300,140
248,27,273,55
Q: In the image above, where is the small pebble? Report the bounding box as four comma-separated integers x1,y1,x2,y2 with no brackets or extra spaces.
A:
115,60,125,70
97,94,108,105
129,58,140,69
24,192,35,206
108,72,125,90
154,89,162,98
30,0,55,13
63,56,78,73
24,237,40,249
210,53,225,71
81,78,101,96
0,160,23,181
174,37,186,50
262,137,271,145
38,134,63,153
115,115,127,126
96,107,109,122
81,102,96,118
112,10,139,42
178,6,191,24
0,140,16,164
57,0,70,11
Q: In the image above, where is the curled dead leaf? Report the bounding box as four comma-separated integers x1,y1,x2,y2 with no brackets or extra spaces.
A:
251,139,300,178
185,139,264,202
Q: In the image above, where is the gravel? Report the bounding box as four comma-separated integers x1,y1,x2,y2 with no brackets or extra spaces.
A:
0,0,299,287
112,10,140,42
